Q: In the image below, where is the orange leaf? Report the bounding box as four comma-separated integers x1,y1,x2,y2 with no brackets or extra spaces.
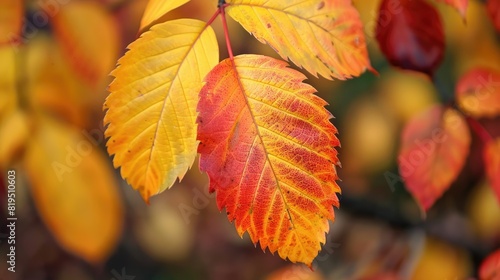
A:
0,0,23,45
479,249,500,280
197,54,341,266
226,0,373,80
435,0,468,18
456,68,500,118
398,105,471,212
139,0,189,32
487,0,500,33
24,116,124,263
104,19,218,201
484,138,500,204
51,1,120,87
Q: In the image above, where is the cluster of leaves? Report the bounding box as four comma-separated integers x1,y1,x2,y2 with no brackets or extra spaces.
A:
370,0,500,214
0,1,123,264
396,68,500,213
372,0,500,270
104,0,500,268
104,0,373,266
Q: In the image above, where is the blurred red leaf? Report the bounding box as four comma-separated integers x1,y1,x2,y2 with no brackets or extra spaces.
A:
398,105,471,212
456,68,500,118
376,0,445,76
435,0,468,18
487,0,500,33
479,249,500,280
484,138,500,204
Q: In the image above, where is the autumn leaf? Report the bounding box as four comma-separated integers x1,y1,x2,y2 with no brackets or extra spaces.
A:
197,54,340,266
225,0,372,80
26,34,93,128
376,0,445,76
24,116,124,263
484,138,500,204
0,111,29,169
51,1,120,87
0,46,18,121
398,105,471,212
0,0,22,44
139,0,189,32
487,0,500,33
435,0,468,19
456,68,500,118
104,19,218,201
479,249,500,280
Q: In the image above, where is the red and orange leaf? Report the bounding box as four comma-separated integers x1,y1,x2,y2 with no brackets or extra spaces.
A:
487,0,500,33
376,0,445,76
51,1,120,87
139,0,189,32
0,0,22,45
484,138,500,204
24,116,124,264
197,54,341,266
479,249,500,280
455,68,500,118
435,0,468,18
456,68,500,118
104,19,218,201
225,0,372,80
398,105,471,212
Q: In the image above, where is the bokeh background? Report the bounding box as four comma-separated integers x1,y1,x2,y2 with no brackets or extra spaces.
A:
1,0,499,279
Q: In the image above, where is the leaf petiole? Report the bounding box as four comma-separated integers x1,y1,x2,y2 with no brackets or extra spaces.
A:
219,4,234,60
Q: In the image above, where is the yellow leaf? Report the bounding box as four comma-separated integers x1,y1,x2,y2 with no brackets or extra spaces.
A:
139,0,189,32
226,0,373,80
0,0,23,44
24,116,124,264
0,46,18,121
51,1,120,87
26,34,91,127
0,110,29,169
104,19,218,201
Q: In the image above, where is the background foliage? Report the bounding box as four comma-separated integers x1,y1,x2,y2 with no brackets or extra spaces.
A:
1,0,499,279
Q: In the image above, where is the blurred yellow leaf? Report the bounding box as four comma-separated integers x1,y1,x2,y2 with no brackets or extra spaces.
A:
378,70,438,123
342,96,397,175
26,35,91,127
411,238,471,280
134,198,194,262
0,0,23,44
0,110,29,169
0,46,18,121
139,0,189,32
24,116,124,263
51,1,120,87
467,181,500,240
